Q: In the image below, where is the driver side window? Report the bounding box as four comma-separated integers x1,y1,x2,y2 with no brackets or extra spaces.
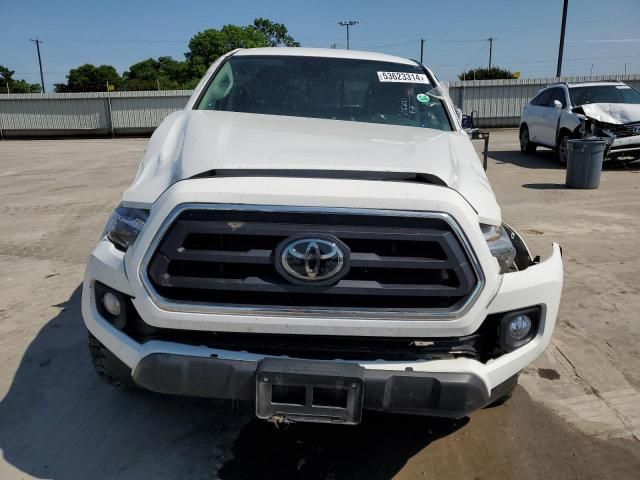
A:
536,89,553,107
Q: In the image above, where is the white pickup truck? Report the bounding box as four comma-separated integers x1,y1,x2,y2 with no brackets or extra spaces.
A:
82,47,563,424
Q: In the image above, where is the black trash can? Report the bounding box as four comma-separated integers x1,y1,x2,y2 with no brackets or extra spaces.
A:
565,139,606,189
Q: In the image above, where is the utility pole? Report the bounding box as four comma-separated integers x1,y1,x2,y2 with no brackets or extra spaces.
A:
556,0,569,78
420,39,425,63
487,37,494,69
30,38,45,93
338,20,359,50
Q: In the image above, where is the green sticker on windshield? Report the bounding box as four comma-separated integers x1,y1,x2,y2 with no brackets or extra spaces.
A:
417,93,431,103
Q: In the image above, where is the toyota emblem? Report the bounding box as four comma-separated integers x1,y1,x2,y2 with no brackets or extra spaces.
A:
275,235,350,285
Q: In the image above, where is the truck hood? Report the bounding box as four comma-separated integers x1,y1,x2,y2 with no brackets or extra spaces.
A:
574,103,640,124
124,110,499,221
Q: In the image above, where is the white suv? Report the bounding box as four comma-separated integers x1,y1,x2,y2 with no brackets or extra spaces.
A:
83,48,563,424
520,80,640,164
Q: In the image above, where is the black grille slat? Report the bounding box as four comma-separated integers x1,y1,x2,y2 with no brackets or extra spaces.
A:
165,248,453,269
147,208,479,311
604,122,640,138
166,248,274,264
172,220,453,241
156,274,468,297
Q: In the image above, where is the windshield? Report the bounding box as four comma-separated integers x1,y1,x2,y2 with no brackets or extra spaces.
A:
569,85,640,106
196,55,453,131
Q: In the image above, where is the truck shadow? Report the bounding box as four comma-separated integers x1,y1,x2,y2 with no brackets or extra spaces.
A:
0,286,466,480
219,414,466,479
489,150,563,169
490,150,640,172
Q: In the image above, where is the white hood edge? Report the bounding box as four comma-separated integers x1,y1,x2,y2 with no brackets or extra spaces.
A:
123,110,500,222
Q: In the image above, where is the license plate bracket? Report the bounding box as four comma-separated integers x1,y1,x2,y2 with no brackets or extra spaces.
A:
256,358,364,425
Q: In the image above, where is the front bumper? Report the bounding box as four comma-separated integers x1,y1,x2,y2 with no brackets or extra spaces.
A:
82,238,562,418
605,134,640,160
133,352,518,419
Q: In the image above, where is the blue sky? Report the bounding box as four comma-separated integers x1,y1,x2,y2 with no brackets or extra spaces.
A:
1,0,639,91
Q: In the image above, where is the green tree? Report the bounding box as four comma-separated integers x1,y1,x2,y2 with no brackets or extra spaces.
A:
458,67,516,81
252,18,300,47
122,56,197,90
0,65,41,93
54,64,122,92
185,24,270,78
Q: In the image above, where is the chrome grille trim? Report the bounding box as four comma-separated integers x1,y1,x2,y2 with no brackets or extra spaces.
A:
138,204,485,320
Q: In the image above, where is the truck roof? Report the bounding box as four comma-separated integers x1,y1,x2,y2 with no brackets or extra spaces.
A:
234,47,418,66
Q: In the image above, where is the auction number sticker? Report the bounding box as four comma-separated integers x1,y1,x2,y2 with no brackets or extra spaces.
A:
377,71,430,84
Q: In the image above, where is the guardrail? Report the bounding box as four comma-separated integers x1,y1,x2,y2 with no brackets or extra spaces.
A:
1,74,639,137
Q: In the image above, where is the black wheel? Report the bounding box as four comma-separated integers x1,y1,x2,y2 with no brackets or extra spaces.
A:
88,333,136,388
519,125,536,154
556,131,570,166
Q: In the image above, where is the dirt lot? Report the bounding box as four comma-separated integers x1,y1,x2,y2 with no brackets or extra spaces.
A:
1,131,639,479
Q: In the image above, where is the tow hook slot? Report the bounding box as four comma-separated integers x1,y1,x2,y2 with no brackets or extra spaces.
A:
256,358,364,425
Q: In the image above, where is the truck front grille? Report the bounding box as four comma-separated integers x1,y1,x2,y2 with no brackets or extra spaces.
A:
144,206,481,316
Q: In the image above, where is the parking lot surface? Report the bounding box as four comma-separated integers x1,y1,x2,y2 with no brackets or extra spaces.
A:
1,131,639,479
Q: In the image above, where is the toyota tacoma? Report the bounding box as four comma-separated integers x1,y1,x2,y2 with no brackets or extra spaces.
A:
83,47,563,424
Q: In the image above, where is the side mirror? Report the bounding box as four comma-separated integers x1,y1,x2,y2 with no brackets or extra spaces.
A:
553,100,563,110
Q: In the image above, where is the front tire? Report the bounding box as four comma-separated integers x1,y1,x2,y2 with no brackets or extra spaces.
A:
520,125,537,154
556,131,570,166
88,333,136,388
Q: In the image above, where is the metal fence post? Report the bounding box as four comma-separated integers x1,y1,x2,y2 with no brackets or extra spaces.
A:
105,86,115,138
0,104,4,141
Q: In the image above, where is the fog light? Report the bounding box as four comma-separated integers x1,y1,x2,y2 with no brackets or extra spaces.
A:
499,307,540,352
508,314,532,340
102,292,122,317
94,282,128,330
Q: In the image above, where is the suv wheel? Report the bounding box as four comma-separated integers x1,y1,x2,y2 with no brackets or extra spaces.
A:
520,125,536,154
88,333,136,388
556,132,570,166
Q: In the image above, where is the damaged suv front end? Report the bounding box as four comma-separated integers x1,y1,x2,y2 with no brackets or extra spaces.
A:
520,80,640,163
572,99,640,162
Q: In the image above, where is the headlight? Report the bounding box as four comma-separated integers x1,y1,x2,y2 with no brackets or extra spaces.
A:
103,204,149,251
481,224,516,274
